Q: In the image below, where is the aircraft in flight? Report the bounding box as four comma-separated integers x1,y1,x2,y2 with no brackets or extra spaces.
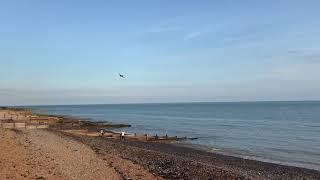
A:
119,73,125,78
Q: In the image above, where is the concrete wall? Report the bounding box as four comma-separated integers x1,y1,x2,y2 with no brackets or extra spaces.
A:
0,122,49,129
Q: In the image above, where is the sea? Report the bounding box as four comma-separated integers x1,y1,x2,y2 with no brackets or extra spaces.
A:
27,101,320,170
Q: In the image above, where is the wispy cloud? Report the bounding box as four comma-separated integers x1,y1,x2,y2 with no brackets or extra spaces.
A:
259,48,320,82
146,17,183,33
184,31,206,40
222,33,258,44
287,48,320,62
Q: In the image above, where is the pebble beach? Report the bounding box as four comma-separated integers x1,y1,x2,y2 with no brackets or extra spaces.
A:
1,108,320,179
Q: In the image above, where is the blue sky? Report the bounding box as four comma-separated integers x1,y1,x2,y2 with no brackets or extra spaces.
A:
1,0,320,105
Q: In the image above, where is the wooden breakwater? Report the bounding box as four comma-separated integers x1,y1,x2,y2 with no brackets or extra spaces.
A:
62,129,189,142
1,108,192,143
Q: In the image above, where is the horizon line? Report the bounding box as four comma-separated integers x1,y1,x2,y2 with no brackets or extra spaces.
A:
8,99,320,107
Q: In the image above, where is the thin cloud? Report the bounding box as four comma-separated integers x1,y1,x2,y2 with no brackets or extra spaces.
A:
262,62,320,81
222,33,258,44
287,48,320,62
147,17,183,33
184,31,204,40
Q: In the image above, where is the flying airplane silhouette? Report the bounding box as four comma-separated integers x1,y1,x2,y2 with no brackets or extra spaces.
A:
119,73,125,78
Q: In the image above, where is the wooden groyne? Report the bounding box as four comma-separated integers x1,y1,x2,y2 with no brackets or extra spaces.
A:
0,108,190,143
62,129,189,142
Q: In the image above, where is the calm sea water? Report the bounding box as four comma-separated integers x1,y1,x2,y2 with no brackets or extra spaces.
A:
27,101,320,170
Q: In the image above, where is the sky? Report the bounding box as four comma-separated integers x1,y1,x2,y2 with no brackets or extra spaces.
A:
1,0,320,105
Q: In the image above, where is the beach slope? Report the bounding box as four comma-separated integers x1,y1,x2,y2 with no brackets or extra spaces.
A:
0,128,159,180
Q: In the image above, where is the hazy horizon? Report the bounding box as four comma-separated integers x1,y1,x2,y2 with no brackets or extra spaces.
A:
1,1,320,105
5,100,319,107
